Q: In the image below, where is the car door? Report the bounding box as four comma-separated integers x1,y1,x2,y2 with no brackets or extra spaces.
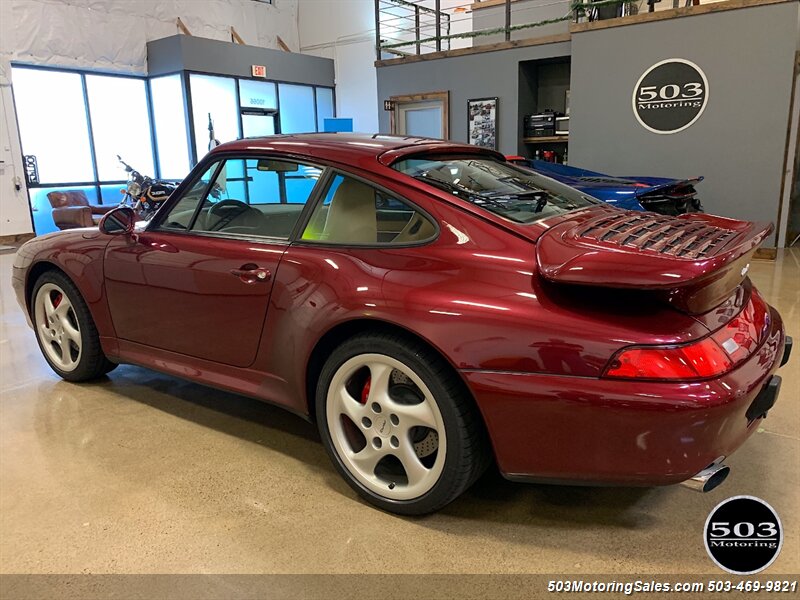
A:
103,156,324,368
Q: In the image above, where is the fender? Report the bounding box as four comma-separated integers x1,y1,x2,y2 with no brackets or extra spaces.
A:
14,229,119,358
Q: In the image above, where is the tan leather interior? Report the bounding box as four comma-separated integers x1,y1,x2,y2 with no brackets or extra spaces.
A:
393,212,436,243
323,178,377,243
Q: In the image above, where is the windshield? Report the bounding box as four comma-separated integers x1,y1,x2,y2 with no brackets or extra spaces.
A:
393,156,599,224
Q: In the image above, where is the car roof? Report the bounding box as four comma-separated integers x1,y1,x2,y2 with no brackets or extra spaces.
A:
211,133,503,166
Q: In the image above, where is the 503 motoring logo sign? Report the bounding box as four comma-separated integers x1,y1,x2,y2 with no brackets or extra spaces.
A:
704,496,783,575
632,58,709,134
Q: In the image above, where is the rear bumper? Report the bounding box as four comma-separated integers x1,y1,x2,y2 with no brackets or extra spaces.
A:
464,307,786,486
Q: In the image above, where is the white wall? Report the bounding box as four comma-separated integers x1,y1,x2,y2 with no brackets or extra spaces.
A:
0,0,301,74
0,0,301,237
298,0,471,134
377,0,470,53
441,0,473,51
299,0,380,133
416,1,472,51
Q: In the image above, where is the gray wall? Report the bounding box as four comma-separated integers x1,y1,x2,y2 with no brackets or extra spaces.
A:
377,41,572,155
147,35,335,86
569,2,799,246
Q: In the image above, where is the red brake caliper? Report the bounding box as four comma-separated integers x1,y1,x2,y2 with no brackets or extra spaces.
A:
46,292,63,327
360,376,371,405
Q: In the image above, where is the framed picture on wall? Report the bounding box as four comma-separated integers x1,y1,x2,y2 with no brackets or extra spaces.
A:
467,97,498,150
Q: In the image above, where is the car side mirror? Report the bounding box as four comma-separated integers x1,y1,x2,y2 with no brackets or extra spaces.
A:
99,206,136,235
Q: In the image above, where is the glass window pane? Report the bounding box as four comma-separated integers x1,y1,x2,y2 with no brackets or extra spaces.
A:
242,113,275,138
150,75,190,181
316,88,334,132
192,158,321,239
278,84,316,134
159,162,220,231
213,158,248,202
404,107,442,138
239,79,277,110
30,186,99,235
286,165,323,203
394,157,597,224
100,184,126,205
86,75,155,182
12,67,94,183
302,174,435,245
189,74,240,162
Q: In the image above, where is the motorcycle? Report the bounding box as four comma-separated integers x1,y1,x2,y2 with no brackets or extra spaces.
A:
117,155,176,220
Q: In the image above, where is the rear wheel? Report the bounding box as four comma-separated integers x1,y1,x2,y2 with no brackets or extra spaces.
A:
316,332,488,515
31,271,116,381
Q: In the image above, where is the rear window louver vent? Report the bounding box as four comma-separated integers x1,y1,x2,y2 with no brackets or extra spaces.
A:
578,176,632,185
577,212,738,259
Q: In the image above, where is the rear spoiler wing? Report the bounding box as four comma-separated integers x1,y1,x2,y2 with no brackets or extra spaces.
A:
633,177,704,199
536,212,773,314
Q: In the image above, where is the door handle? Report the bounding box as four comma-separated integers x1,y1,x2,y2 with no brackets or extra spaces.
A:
230,266,271,283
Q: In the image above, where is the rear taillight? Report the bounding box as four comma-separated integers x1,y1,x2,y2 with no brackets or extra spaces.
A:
604,338,732,380
604,291,769,381
709,289,769,363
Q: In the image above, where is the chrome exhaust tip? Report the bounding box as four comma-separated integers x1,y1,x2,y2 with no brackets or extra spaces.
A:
681,463,730,493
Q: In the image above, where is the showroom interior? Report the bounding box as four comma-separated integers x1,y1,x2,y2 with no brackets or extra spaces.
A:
0,0,799,596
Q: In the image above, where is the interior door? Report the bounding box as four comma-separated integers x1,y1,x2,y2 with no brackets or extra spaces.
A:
391,91,449,139
103,232,282,368
239,79,279,139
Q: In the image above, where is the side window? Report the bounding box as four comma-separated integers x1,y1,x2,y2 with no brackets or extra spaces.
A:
187,158,322,239
159,162,220,231
302,174,436,245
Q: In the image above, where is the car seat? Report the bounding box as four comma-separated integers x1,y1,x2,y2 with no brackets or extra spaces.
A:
322,178,378,243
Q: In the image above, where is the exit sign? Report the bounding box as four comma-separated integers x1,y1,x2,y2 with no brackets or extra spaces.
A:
251,65,267,78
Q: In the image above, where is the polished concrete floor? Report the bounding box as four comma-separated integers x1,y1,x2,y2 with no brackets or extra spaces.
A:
0,249,798,577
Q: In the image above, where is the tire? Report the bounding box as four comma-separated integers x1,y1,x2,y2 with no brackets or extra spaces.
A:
31,270,117,382
316,331,489,515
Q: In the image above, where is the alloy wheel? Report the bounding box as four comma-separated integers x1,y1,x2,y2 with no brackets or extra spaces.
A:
326,353,446,501
34,283,82,372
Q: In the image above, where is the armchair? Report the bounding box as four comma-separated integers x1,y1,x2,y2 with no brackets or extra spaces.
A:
47,191,114,230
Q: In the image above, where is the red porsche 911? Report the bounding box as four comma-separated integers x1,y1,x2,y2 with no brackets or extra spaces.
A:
12,134,791,514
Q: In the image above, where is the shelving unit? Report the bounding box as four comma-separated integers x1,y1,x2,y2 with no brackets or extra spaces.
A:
523,136,568,144
518,56,571,161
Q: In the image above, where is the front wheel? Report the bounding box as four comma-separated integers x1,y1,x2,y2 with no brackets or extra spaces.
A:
31,271,117,382
316,332,489,515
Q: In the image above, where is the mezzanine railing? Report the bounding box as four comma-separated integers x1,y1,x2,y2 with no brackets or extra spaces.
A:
374,0,706,60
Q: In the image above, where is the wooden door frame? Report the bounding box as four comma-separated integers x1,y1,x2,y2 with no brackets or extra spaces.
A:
389,91,450,139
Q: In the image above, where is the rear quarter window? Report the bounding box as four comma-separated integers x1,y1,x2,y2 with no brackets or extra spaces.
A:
301,173,436,245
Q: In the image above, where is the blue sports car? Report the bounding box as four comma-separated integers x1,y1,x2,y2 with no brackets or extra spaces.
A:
508,158,704,216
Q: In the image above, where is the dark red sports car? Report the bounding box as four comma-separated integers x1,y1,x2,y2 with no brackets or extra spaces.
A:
12,134,791,514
